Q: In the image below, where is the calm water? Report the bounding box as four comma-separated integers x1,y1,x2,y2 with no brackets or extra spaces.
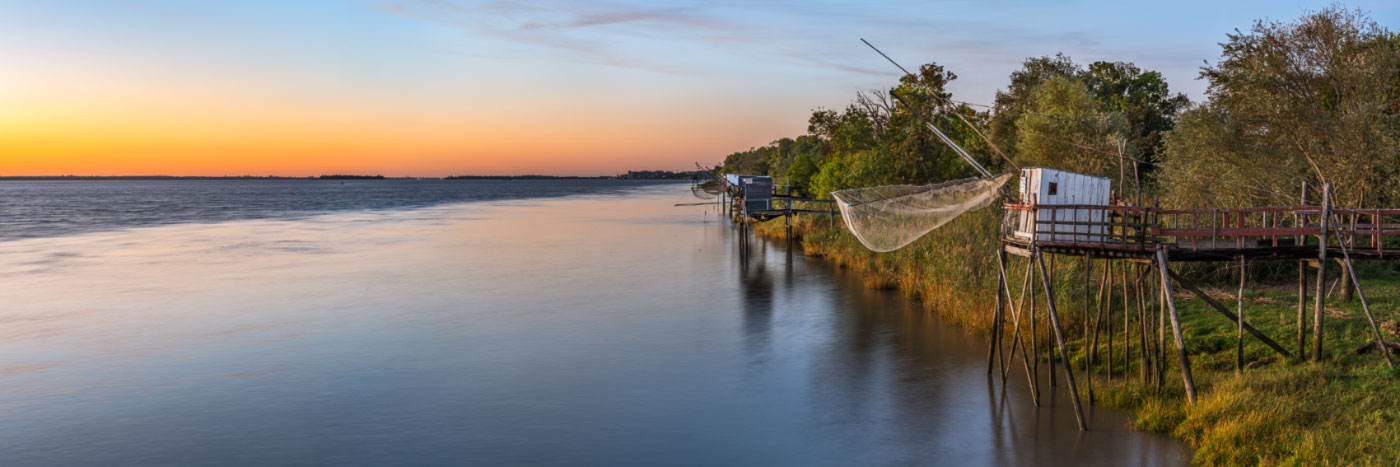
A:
0,181,1188,465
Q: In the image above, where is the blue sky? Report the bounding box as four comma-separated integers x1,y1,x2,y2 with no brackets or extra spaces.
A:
2,1,1396,175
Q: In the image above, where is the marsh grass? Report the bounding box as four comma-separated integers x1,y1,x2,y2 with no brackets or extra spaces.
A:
751,211,1400,465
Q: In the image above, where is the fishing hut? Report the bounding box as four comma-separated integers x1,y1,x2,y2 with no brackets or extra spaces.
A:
982,165,1400,431
697,40,1400,432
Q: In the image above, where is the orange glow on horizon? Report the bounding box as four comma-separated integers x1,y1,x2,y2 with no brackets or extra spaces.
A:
0,91,792,177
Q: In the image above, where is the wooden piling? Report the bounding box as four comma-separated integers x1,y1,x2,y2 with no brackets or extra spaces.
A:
1084,254,1093,404
1136,264,1149,384
1327,213,1394,368
1237,256,1246,373
988,249,1005,375
1155,249,1198,404
1122,260,1131,381
998,253,1041,406
1298,260,1309,359
1048,254,1056,388
1034,249,1088,431
1156,266,1166,389
1030,260,1039,392
1313,184,1331,361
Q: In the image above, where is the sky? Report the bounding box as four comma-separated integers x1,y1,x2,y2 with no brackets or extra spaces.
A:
1,1,1396,177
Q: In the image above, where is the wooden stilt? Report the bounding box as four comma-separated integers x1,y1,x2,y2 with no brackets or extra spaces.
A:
1327,213,1394,368
998,254,1041,406
1108,260,1116,379
1034,249,1088,430
1084,254,1093,404
1088,260,1109,404
1157,271,1166,390
1122,260,1131,381
1048,254,1056,388
988,249,1006,375
1136,264,1149,383
1314,184,1331,361
1166,269,1295,360
1297,260,1309,359
1030,261,1040,392
1155,249,1198,404
1237,256,1246,373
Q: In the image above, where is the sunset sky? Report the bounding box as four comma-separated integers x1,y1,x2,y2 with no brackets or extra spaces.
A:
2,1,1394,176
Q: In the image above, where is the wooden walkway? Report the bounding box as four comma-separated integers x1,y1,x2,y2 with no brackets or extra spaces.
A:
1001,202,1400,261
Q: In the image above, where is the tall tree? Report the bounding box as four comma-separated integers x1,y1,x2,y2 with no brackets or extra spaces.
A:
1165,7,1400,208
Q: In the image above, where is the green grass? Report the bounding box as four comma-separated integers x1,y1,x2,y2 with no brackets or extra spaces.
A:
750,212,1400,465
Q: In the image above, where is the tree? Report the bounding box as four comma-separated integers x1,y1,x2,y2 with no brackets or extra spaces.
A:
1081,61,1190,168
990,54,1080,160
1171,6,1400,208
1014,76,1132,182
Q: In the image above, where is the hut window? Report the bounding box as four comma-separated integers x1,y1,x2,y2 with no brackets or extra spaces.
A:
1048,182,1058,195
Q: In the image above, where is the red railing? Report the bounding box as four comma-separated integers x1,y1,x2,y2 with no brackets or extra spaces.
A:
1002,204,1400,253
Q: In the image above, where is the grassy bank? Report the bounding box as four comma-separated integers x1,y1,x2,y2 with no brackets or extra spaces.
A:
751,212,1400,465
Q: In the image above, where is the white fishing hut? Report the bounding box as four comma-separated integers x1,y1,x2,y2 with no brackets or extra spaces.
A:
726,174,773,211
1010,167,1113,242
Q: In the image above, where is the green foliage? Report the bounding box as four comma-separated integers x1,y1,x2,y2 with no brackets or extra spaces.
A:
1013,75,1130,179
719,7,1400,465
1171,6,1400,208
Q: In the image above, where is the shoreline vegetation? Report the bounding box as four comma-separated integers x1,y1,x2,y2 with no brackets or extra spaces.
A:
723,7,1400,465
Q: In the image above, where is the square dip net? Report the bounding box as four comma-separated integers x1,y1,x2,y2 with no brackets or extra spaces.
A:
831,172,1013,252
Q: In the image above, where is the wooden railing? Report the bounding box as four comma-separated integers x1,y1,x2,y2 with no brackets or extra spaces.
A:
1002,204,1400,253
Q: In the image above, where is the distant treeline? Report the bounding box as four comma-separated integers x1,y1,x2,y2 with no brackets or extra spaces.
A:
617,170,706,180
719,6,1399,209
445,175,610,180
319,175,385,180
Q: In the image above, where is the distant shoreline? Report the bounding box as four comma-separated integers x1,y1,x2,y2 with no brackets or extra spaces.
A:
0,170,704,181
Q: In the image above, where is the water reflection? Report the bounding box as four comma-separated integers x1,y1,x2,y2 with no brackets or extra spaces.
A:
0,183,1188,466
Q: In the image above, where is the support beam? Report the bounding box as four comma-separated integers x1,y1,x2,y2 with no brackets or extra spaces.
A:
1034,249,1088,431
1237,256,1246,373
1297,260,1308,359
1155,249,1198,404
997,253,1040,406
1166,269,1295,360
1314,184,1330,362
988,249,1005,375
1327,213,1394,369
1084,254,1093,404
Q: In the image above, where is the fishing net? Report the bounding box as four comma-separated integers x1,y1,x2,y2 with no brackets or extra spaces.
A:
691,180,724,199
831,172,1013,252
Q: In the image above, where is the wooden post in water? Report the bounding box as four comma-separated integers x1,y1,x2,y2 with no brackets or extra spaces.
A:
1034,249,1088,431
1084,254,1093,404
998,255,1041,406
1155,249,1198,404
988,249,1005,375
1030,259,1039,393
1313,184,1331,361
1088,260,1109,404
1237,256,1246,373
